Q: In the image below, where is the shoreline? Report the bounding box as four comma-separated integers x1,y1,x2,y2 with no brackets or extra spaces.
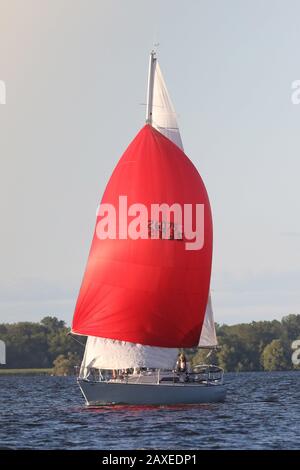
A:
0,368,54,375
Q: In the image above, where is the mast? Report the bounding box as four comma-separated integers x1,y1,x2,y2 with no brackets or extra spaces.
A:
146,50,157,125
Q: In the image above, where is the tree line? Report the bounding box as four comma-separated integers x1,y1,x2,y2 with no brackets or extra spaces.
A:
0,316,85,374
0,314,299,373
188,314,300,371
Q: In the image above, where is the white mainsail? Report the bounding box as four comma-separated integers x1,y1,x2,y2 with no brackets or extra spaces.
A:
147,61,183,149
79,52,217,376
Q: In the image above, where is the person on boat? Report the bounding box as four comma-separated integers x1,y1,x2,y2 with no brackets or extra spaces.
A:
176,352,187,373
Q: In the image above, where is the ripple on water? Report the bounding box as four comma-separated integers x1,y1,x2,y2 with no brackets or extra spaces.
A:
0,372,300,449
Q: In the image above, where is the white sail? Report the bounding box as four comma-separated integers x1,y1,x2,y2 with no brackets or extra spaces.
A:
79,337,178,376
149,53,217,348
198,295,217,347
150,62,183,149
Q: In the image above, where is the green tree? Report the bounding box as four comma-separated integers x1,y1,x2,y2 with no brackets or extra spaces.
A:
53,352,80,376
41,316,66,333
261,339,290,371
281,315,300,341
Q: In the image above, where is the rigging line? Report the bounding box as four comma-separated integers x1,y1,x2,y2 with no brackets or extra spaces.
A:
68,332,86,348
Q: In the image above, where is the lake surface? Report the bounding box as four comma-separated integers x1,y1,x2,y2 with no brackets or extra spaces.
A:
0,371,299,450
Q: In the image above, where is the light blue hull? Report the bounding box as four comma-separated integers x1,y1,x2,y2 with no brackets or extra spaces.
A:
78,379,226,406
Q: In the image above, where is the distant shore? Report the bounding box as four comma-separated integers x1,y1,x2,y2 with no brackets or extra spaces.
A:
0,368,53,375
1,314,299,372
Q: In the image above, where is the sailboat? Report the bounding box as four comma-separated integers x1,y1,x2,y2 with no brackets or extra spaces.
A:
71,51,226,405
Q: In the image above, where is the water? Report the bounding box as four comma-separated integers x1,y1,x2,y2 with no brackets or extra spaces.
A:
0,371,299,449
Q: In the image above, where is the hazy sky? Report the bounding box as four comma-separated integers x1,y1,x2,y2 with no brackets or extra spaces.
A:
0,0,299,326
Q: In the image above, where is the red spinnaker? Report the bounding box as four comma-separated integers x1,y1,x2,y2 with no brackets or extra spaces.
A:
72,125,212,348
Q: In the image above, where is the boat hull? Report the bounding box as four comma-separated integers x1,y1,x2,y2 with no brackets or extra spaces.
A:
78,379,226,406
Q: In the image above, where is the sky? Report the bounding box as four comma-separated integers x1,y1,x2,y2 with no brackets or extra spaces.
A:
0,0,299,326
